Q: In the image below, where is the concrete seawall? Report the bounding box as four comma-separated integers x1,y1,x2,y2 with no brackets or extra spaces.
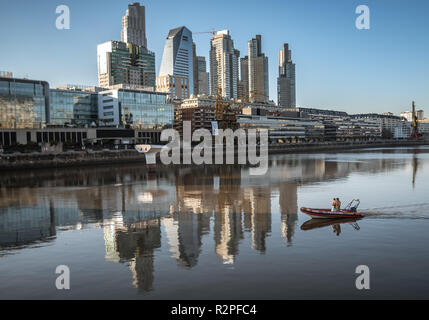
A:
1,140,427,171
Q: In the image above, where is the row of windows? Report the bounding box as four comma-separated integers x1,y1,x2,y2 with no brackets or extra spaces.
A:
0,132,17,146
35,131,87,144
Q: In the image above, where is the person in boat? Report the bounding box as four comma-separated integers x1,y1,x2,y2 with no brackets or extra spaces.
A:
336,198,342,211
331,198,337,212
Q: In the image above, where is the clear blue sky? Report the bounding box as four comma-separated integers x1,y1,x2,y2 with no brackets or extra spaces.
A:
0,0,428,115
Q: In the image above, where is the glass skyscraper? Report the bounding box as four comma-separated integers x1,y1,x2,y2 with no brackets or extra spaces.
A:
0,77,49,129
97,41,156,89
159,26,194,96
277,43,296,108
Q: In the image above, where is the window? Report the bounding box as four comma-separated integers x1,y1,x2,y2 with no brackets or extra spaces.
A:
4,132,10,146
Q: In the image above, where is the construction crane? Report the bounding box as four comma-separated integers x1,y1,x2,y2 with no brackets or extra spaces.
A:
194,29,220,36
410,101,423,140
215,87,269,130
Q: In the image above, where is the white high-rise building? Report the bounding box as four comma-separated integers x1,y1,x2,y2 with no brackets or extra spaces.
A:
210,30,239,100
159,26,194,96
121,2,147,48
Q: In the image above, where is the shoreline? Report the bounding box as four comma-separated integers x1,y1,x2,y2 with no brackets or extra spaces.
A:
0,140,427,171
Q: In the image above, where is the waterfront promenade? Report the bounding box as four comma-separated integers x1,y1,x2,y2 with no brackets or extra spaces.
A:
0,140,427,170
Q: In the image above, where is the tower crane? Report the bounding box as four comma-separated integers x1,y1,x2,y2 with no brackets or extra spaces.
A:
194,29,220,36
410,101,422,140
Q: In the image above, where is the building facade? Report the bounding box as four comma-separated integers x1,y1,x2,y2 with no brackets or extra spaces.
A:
49,89,98,127
400,110,424,122
156,74,190,100
196,56,209,95
97,41,156,89
277,43,296,108
0,77,49,129
240,57,249,98
210,30,240,100
248,35,269,103
159,26,194,97
175,95,217,134
98,87,173,129
121,2,147,48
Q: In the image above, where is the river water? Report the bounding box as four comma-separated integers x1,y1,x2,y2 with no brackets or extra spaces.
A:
1,146,429,299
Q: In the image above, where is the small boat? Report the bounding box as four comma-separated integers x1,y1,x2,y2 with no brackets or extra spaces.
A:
301,199,365,219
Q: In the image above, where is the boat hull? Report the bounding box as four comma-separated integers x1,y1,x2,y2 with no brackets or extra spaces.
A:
300,207,365,219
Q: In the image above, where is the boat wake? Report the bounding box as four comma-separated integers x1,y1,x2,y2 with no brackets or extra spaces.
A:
360,202,429,220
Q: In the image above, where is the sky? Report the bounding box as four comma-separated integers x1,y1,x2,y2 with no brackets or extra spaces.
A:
0,0,428,115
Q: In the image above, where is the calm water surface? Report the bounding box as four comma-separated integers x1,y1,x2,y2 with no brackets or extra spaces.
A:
1,147,429,299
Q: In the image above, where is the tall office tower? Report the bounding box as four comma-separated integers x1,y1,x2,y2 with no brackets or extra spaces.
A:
159,26,194,97
121,2,147,48
209,30,240,100
240,57,249,98
196,56,209,95
248,35,269,103
277,43,296,108
192,43,198,95
97,41,156,88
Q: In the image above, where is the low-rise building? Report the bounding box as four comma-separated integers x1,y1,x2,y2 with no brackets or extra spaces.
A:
401,110,424,122
0,76,50,129
49,88,99,127
237,113,325,144
351,113,404,134
98,87,174,129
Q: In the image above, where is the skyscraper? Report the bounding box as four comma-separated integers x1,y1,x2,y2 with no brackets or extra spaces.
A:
196,56,209,95
192,43,198,95
121,2,147,48
210,30,239,100
277,43,296,108
248,35,269,102
97,3,155,89
240,57,249,98
159,26,194,97
97,41,155,88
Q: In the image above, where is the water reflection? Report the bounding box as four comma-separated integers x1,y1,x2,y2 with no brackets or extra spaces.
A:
301,218,362,236
0,149,423,293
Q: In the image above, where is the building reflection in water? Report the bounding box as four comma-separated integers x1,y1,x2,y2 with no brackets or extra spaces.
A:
0,152,411,291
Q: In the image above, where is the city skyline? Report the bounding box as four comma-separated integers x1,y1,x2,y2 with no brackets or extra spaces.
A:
0,0,428,115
